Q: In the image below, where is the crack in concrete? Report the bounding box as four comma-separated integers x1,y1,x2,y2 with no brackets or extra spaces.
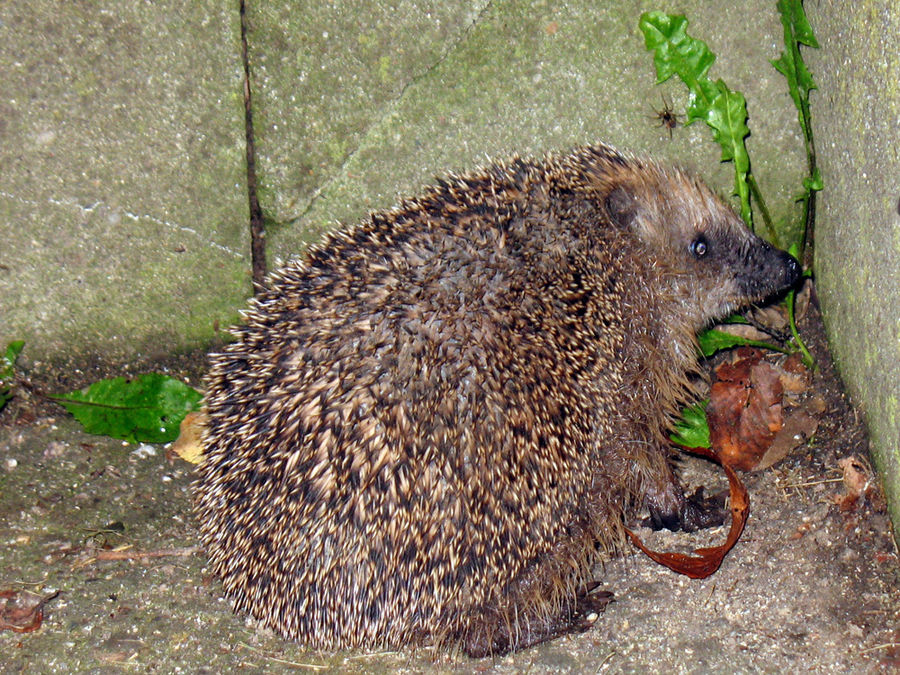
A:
0,190,244,259
240,0,267,289
291,0,496,226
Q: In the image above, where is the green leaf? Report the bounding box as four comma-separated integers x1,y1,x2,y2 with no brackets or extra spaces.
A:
639,12,720,122
707,82,752,224
773,0,818,138
639,12,753,226
1,340,25,408
1,340,24,378
803,166,823,191
697,328,785,357
670,401,710,448
50,373,202,443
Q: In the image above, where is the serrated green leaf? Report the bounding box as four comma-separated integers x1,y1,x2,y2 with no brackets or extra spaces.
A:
640,12,753,225
697,328,785,357
706,82,752,224
639,11,720,121
783,0,819,48
773,0,818,138
50,373,202,443
670,401,710,448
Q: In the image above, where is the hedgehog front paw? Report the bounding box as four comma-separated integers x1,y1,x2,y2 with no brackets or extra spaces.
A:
644,486,727,532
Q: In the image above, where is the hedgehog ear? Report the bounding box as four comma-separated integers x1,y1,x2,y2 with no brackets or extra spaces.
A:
604,185,639,230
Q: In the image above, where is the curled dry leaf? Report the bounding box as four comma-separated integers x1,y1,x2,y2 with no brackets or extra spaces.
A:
0,589,59,634
625,444,749,578
835,456,885,512
168,411,206,465
708,348,784,470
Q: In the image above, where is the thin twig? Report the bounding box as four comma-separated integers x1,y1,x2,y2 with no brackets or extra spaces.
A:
237,642,328,670
93,546,199,561
776,477,842,489
859,642,900,655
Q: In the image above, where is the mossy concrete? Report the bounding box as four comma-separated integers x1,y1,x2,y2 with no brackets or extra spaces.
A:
246,0,806,261
0,1,250,368
806,0,900,541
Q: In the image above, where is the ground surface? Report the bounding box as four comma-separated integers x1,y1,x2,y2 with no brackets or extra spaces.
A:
0,294,897,673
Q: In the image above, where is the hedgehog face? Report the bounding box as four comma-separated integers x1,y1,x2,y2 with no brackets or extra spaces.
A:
603,167,801,327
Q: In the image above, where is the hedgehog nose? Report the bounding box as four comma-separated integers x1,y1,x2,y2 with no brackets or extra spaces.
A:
782,252,802,288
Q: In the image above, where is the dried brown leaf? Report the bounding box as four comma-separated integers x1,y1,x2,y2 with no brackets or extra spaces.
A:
0,590,59,634
834,455,884,512
779,353,811,394
169,411,206,465
748,304,790,332
755,409,819,471
708,348,784,470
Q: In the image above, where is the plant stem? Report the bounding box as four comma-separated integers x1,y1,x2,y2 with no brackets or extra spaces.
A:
786,288,814,369
748,175,779,247
800,100,817,266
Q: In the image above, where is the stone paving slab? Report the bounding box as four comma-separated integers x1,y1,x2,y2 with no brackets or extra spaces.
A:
247,0,807,262
0,2,250,367
1,406,894,673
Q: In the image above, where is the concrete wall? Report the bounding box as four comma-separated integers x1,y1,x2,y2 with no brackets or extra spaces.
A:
807,0,900,535
0,0,806,366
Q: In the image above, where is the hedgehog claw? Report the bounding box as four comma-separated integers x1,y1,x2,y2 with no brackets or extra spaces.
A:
570,589,615,632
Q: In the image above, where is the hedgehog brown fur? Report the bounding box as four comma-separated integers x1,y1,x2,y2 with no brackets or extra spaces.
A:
194,142,801,656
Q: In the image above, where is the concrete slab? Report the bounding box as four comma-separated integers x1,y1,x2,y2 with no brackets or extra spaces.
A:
246,0,807,262
0,2,250,367
808,0,900,542
2,375,895,672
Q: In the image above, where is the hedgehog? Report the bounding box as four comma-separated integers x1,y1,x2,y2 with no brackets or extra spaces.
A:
194,142,801,657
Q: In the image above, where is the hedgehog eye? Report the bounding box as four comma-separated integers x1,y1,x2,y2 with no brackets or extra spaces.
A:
690,235,709,258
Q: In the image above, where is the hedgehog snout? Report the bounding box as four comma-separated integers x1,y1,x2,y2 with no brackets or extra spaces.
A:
737,238,802,301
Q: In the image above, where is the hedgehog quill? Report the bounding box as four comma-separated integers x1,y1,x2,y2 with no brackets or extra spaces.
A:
194,143,801,657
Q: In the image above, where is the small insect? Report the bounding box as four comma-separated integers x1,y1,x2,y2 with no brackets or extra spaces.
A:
651,94,681,139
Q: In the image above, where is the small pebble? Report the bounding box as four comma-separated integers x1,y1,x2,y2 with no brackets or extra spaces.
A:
132,443,157,458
